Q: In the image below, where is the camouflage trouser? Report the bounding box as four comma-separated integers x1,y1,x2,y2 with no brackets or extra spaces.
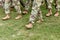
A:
20,0,33,10
29,0,43,23
47,0,60,11
4,0,21,14
25,0,33,10
56,0,60,11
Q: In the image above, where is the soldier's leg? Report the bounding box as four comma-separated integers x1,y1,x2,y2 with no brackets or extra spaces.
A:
2,0,11,20
54,0,60,17
23,0,32,14
46,0,53,17
10,0,14,11
12,0,22,20
37,10,44,23
25,0,43,28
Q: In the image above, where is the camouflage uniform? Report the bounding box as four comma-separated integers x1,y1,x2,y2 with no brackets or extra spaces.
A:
56,0,60,11
29,0,43,23
22,0,34,14
4,0,21,14
47,0,60,11
25,0,32,10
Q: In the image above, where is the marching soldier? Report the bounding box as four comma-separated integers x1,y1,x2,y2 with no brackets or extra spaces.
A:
54,0,60,16
46,0,60,17
2,0,22,20
25,0,44,28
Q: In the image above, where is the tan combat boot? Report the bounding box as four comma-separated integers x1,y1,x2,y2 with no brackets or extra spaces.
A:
2,14,10,20
46,9,52,17
23,10,28,15
25,23,33,29
15,14,22,20
54,11,59,17
37,19,44,23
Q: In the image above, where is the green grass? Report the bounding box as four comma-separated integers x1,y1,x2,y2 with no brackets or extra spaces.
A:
0,5,60,40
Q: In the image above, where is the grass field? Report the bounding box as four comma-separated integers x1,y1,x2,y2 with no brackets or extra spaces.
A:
0,5,60,40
